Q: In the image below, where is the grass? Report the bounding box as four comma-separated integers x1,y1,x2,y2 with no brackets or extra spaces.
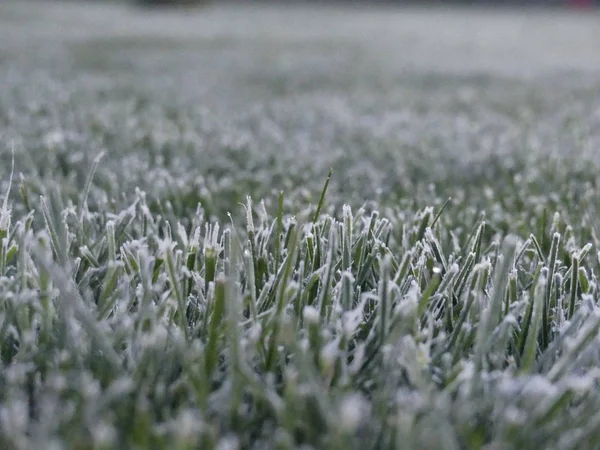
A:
2,1,600,449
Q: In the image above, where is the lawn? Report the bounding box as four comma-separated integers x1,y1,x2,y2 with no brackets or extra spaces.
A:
1,1,600,449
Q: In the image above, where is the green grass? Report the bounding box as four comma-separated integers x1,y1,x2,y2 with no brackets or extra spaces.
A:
2,1,600,449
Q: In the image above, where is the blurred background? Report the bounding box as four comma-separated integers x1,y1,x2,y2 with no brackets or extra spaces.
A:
59,0,599,7
2,0,598,221
133,0,598,6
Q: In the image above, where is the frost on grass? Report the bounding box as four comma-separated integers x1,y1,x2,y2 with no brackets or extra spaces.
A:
2,2,600,449
1,179,600,449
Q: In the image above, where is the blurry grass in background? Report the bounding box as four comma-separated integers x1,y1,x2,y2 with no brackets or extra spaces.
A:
134,0,211,7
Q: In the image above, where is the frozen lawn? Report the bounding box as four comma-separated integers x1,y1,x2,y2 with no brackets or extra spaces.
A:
1,2,600,449
1,1,599,221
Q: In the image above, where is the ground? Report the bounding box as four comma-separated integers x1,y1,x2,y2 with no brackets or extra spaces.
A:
1,2,600,449
2,2,599,223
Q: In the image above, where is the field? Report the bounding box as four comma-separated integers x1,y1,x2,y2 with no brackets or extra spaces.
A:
1,1,600,449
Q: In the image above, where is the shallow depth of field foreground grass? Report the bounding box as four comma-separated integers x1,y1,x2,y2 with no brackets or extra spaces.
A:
2,1,600,449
